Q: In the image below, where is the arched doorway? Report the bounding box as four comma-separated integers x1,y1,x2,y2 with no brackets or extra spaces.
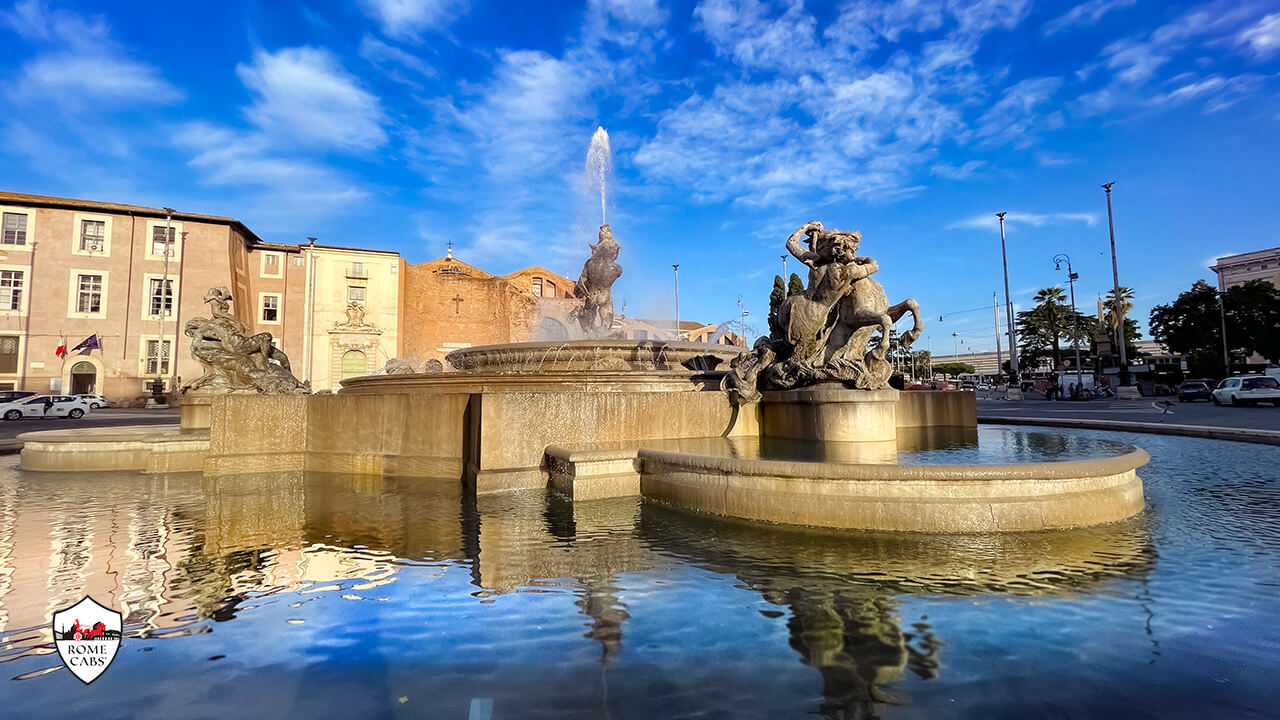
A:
341,350,368,379
535,316,569,341
70,361,97,394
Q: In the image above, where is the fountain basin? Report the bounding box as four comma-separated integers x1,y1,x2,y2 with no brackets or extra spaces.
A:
443,339,745,375
639,446,1148,532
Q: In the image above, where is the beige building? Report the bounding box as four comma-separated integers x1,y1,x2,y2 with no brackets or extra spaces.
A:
0,192,402,401
1211,247,1280,290
300,243,403,391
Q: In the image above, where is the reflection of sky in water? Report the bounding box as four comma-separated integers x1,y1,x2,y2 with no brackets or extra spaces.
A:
0,429,1278,718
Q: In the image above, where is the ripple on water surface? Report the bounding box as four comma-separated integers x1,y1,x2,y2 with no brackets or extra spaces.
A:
0,427,1277,719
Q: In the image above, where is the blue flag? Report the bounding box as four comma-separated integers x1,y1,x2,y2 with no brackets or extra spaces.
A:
71,334,101,356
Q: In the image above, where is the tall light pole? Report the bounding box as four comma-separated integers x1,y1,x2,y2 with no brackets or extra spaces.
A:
1053,253,1084,395
154,207,175,405
952,331,959,360
1218,288,1231,374
993,291,1003,385
1103,182,1129,386
672,264,681,340
781,254,788,280
997,212,1021,398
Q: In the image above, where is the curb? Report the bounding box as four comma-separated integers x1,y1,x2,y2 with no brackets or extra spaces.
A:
979,415,1280,446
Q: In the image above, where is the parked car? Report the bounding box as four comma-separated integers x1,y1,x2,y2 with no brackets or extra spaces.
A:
0,395,92,420
1211,376,1280,407
0,390,36,403
1177,381,1213,403
75,393,111,409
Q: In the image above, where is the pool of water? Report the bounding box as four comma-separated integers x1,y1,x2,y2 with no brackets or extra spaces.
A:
2,426,1278,718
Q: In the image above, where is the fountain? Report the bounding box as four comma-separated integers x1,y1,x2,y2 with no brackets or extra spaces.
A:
17,127,1146,533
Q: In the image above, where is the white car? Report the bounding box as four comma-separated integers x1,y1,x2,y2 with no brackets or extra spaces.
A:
0,395,92,420
1212,376,1280,407
75,393,111,409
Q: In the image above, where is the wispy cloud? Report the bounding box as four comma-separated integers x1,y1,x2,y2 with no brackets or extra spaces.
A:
1238,12,1280,58
1042,0,1137,36
358,0,466,42
947,211,1098,231
3,0,180,106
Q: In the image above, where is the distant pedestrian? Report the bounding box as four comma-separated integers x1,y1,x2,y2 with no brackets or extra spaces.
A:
42,396,54,417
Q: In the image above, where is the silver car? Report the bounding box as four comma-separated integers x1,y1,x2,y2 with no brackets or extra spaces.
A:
1212,376,1280,407
0,395,92,420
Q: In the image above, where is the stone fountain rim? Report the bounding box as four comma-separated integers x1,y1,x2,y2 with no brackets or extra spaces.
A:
638,446,1150,481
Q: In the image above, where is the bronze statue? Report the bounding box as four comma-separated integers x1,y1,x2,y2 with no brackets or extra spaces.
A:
571,224,623,338
729,221,922,400
182,287,309,394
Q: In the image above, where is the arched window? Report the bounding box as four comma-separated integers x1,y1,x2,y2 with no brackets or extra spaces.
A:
341,350,368,379
535,316,569,341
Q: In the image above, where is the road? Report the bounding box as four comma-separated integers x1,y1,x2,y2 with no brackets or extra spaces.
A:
977,394,1280,432
0,407,180,442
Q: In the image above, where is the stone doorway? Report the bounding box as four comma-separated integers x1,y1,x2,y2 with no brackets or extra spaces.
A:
70,361,97,394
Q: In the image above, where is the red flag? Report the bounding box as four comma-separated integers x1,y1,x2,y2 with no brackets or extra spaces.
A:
55,338,66,359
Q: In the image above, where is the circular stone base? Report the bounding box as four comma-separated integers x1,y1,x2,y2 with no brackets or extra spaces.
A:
761,384,899,443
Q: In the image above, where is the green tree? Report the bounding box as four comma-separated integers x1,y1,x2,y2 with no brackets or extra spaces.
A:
788,273,804,296
767,275,786,341
933,362,975,378
1101,286,1141,359
1225,280,1280,363
911,350,932,379
1032,287,1068,366
1149,280,1233,376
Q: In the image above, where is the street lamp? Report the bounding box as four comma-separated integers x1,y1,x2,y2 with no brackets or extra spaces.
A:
997,212,1021,398
1053,253,1084,397
781,254,788,280
672,264,681,340
1102,182,1130,386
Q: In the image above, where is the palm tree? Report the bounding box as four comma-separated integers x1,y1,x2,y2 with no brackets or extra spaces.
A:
1032,287,1068,367
1102,286,1137,354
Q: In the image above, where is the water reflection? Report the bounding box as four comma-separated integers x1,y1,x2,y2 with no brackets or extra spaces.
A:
1,465,1155,718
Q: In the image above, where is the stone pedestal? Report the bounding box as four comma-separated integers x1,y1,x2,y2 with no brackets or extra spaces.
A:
1004,387,1023,400
180,392,215,430
761,385,899,443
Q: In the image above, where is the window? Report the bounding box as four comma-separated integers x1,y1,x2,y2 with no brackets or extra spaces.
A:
0,270,22,311
262,295,279,322
0,336,17,373
292,256,305,268
532,277,542,296
544,280,556,297
261,252,283,277
80,219,105,251
348,262,366,278
2,212,26,245
632,330,648,340
348,286,366,304
151,225,175,256
147,278,173,317
144,340,171,375
76,274,103,314
265,254,278,269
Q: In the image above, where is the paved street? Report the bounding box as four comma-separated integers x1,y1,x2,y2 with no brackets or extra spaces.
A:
978,394,1280,432
0,407,179,442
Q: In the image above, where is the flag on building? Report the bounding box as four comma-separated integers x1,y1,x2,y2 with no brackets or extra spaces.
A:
55,337,67,359
71,334,101,356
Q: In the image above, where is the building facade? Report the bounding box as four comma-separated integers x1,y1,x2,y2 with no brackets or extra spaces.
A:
1211,247,1280,290
0,192,404,401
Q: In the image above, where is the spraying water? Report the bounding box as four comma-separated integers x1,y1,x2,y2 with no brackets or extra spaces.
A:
586,126,612,226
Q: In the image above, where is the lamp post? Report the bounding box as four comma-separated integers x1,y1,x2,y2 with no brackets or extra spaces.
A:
992,291,1003,386
781,254,787,280
150,208,176,407
952,332,959,360
672,264,681,340
1102,182,1130,386
996,212,1021,398
1053,253,1084,397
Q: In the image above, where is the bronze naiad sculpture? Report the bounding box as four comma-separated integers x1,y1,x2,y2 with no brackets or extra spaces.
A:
571,224,623,338
182,287,309,394
726,221,921,401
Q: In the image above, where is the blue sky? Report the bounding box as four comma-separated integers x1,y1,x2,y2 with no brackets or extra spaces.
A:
3,0,1279,353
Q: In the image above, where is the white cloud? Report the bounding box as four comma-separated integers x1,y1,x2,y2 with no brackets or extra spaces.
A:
3,0,180,106
359,35,437,82
358,0,464,41
931,160,986,180
237,47,386,150
1042,0,1137,36
947,211,1098,231
1035,150,1077,166
1238,12,1280,58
